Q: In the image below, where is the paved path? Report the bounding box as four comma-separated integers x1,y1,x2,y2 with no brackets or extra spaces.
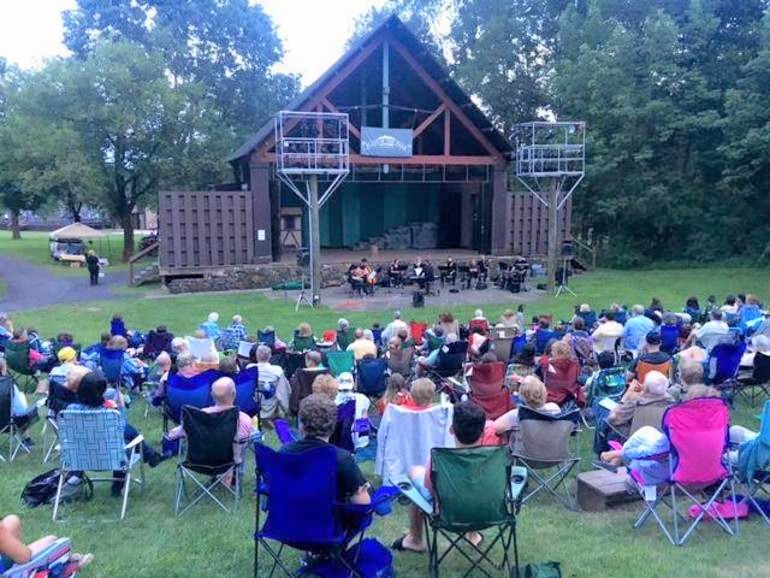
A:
0,253,128,312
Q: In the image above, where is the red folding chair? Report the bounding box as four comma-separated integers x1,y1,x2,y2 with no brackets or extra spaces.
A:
469,362,511,419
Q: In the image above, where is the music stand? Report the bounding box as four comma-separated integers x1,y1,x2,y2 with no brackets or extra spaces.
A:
554,257,576,298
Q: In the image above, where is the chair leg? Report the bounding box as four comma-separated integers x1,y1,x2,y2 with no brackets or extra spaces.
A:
52,471,65,521
120,470,132,520
175,467,184,515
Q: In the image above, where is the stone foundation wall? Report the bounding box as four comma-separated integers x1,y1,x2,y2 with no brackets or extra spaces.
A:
165,257,513,294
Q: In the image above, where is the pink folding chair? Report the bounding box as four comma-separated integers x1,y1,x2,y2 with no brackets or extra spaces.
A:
631,398,738,545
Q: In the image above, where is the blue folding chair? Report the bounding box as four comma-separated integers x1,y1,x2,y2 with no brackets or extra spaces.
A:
54,409,145,521
98,348,125,389
706,341,747,402
660,325,680,355
357,358,388,398
235,366,259,417
257,330,276,349
164,370,219,428
534,330,555,355
736,400,770,526
254,444,375,578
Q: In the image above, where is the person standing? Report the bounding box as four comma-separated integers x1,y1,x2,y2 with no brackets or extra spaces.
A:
85,250,100,286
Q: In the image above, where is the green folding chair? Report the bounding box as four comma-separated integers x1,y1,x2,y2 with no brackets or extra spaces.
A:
395,446,527,578
4,341,38,392
336,328,356,351
326,350,355,377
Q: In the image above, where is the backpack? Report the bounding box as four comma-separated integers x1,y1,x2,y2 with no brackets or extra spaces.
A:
22,469,93,508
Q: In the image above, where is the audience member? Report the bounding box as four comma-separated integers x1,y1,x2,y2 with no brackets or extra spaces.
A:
0,515,93,573
494,375,560,434
627,332,671,382
347,328,377,361
382,311,409,344
591,311,623,355
281,394,370,505
622,305,655,353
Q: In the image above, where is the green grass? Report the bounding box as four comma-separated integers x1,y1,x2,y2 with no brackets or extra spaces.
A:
0,231,145,275
2,266,770,577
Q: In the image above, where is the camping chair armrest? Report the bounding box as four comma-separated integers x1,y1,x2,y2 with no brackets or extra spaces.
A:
392,475,433,516
125,434,145,450
509,466,528,502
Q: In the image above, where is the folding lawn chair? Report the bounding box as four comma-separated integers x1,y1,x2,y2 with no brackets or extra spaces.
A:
534,330,555,356
660,325,680,355
1,538,77,578
3,341,38,393
706,341,747,402
410,321,429,347
630,397,738,545
163,370,218,429
736,349,770,407
98,348,124,390
326,350,356,377
289,367,329,415
42,380,77,464
254,444,377,578
274,419,298,445
387,347,413,378
511,406,582,510
0,375,36,461
357,357,388,398
394,447,527,578
331,399,356,453
469,361,511,420
257,329,276,349
736,400,770,526
54,409,145,521
234,366,259,417
469,318,490,335
175,406,241,516
428,341,469,381
291,334,317,353
336,328,357,351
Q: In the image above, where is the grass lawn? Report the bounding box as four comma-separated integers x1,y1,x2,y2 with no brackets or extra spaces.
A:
0,231,146,276
1,265,770,577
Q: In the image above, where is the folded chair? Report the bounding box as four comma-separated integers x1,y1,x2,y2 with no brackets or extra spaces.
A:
357,357,388,398
54,409,145,521
395,447,527,578
326,350,356,377
0,375,38,462
254,444,375,578
3,341,38,393
469,362,511,420
736,400,770,526
1,538,77,578
511,406,582,510
630,398,738,545
175,406,241,515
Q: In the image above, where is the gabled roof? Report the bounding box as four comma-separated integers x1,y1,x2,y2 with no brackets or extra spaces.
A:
227,15,512,163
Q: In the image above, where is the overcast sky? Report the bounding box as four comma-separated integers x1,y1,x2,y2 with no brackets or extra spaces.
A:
0,0,387,85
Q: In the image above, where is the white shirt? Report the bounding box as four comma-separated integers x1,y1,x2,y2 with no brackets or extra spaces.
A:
382,319,409,343
591,321,624,353
695,320,730,351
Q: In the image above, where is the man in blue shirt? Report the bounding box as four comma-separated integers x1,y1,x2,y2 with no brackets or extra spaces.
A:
622,304,655,353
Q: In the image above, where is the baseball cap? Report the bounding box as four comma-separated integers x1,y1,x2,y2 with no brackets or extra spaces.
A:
645,332,661,345
57,346,77,363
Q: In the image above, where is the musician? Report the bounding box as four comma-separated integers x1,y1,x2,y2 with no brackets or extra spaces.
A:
439,256,457,287
411,257,426,290
477,255,490,284
387,259,403,288
349,259,372,296
464,258,478,290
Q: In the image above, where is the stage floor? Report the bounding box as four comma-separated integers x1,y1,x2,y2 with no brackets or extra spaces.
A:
265,280,545,313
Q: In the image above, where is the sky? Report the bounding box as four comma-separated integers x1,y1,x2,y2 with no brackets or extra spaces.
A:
0,0,387,85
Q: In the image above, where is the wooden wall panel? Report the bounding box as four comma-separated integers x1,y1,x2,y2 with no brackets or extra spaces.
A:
510,192,572,257
159,190,255,270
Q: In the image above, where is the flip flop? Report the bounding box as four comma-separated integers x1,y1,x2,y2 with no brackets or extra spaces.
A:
391,535,427,554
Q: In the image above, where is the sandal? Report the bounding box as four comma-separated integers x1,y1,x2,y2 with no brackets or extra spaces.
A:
391,535,426,554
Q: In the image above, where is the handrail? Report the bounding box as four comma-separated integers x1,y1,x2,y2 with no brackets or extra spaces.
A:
572,237,596,269
129,241,159,285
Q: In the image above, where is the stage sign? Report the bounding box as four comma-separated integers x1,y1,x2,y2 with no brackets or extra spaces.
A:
360,127,413,157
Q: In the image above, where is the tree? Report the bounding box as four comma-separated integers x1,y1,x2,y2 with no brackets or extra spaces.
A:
0,69,52,239
58,41,185,260
63,0,299,140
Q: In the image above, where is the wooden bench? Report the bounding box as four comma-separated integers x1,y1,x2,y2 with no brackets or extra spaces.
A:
577,469,640,511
